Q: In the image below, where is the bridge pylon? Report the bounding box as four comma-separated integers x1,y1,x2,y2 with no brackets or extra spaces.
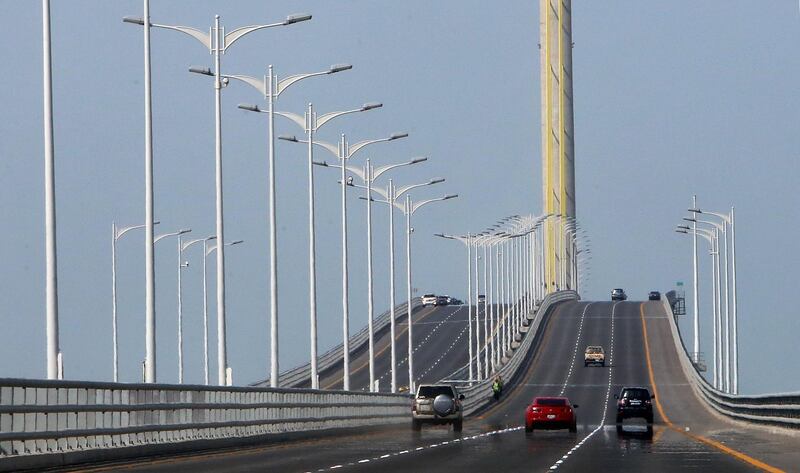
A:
540,0,576,293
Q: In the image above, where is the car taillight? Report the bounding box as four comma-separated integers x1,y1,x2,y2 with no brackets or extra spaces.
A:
618,399,627,407
645,399,651,405
531,407,540,413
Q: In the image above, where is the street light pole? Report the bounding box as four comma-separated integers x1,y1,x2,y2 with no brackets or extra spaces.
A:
125,9,311,387
730,206,738,394
403,193,458,391
204,238,244,384
112,221,157,382
230,65,350,388
691,196,700,362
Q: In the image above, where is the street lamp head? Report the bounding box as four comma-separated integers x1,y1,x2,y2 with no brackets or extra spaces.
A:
682,217,696,223
677,225,690,230
410,157,428,164
329,64,353,74
312,160,329,167
284,13,312,25
278,135,299,143
688,208,701,213
189,66,213,77
389,132,409,141
238,103,262,113
676,229,688,234
361,102,383,111
178,229,192,235
122,16,145,25
429,178,445,185
229,240,244,246
444,194,458,200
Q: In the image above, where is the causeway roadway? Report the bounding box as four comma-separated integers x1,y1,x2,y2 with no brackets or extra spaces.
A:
63,301,800,472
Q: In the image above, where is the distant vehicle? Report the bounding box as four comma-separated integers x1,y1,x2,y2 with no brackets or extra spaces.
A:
412,384,464,432
450,297,463,305
615,387,654,433
477,294,486,305
584,346,605,367
443,295,452,305
422,294,437,306
611,288,627,301
525,397,578,434
648,291,661,301
436,295,449,306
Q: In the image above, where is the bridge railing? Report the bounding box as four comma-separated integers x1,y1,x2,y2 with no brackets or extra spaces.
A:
264,297,423,388
457,291,579,416
0,378,410,469
661,298,800,429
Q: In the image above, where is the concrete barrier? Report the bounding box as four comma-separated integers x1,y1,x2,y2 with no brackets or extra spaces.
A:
0,379,410,471
661,298,800,429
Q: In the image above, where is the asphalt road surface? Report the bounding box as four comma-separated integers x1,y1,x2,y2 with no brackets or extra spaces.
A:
64,301,800,472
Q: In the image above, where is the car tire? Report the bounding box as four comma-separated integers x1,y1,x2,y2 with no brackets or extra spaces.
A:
601,361,605,367
646,425,654,438
646,415,654,424
412,419,421,432
453,419,463,432
569,422,577,433
584,361,588,367
616,424,623,434
525,423,534,434
615,415,623,424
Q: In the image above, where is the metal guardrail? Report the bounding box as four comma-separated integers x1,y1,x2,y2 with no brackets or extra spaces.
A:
0,378,411,462
263,297,424,388
457,291,579,416
661,298,800,429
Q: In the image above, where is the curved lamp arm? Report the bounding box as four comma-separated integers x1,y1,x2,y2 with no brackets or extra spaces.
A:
372,157,427,181
410,194,458,215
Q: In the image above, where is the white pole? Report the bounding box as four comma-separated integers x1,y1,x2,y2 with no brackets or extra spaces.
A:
487,240,495,372
111,223,119,382
340,135,351,391
388,181,397,392
692,195,700,363
43,0,61,381
494,243,501,367
730,206,738,394
714,229,723,391
213,15,228,386
711,233,719,389
267,64,279,388
499,240,506,359
202,239,210,385
722,224,730,393
482,243,489,379
505,239,511,354
405,195,414,392
466,234,473,382
142,0,156,384
177,237,184,383
365,160,375,391
307,103,319,389
474,240,482,380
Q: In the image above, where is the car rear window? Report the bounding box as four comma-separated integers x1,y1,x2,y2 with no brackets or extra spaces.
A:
417,386,454,398
586,347,603,353
423,294,435,298
535,398,567,406
622,388,650,399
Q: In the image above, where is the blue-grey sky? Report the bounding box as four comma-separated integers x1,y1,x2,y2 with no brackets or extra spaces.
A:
1,1,797,395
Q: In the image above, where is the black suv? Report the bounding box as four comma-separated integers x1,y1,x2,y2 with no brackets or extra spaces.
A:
648,291,661,301
615,387,654,431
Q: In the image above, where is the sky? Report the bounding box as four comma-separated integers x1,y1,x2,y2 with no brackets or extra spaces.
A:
0,1,798,395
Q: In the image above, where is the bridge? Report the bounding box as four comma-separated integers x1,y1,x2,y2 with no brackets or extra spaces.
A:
2,0,798,471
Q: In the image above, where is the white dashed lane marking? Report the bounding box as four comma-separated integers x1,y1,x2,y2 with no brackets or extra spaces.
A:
306,426,524,472
547,302,618,471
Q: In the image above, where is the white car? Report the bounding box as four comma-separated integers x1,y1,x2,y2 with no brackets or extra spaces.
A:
422,294,437,306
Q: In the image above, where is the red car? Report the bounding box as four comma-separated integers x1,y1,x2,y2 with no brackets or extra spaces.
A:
525,397,578,433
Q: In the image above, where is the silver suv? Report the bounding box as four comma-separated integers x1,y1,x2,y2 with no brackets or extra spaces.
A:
412,384,464,432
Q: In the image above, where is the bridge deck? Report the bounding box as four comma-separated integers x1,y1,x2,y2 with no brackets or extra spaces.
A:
59,301,798,472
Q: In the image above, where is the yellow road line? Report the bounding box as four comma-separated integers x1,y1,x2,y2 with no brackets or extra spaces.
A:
639,302,784,473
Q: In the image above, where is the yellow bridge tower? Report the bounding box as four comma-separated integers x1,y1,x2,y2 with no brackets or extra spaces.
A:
540,0,576,293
